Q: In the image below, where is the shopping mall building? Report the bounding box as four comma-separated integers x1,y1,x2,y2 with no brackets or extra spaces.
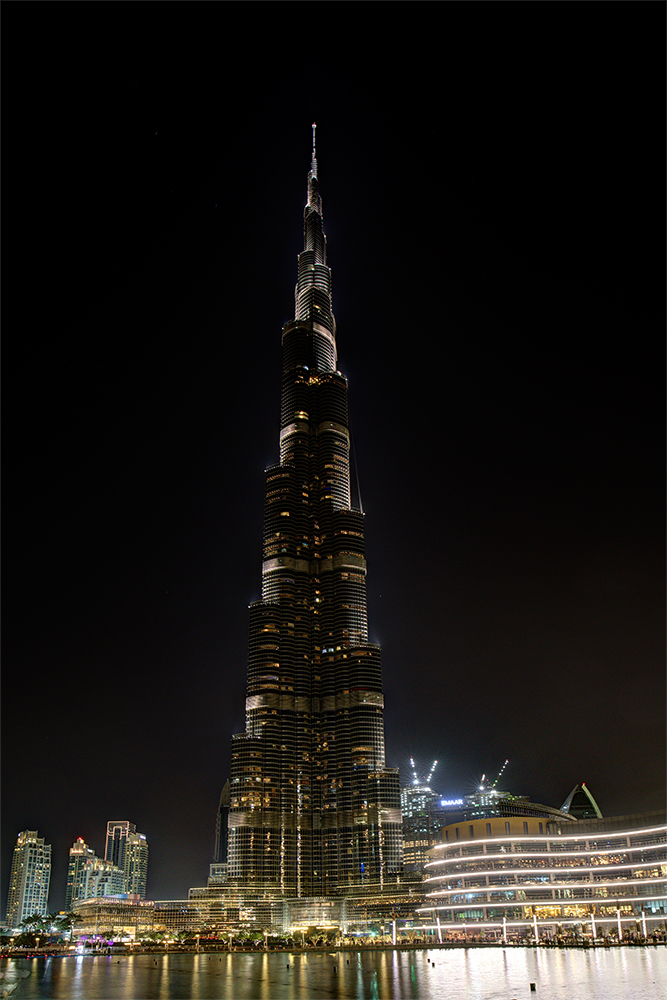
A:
417,811,666,942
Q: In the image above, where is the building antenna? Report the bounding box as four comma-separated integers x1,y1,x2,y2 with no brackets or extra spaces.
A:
311,122,318,177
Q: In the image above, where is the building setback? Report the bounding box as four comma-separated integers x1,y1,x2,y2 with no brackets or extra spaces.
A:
5,830,51,928
225,126,402,899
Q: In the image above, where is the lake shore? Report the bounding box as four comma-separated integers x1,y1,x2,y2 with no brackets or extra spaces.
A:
3,938,665,959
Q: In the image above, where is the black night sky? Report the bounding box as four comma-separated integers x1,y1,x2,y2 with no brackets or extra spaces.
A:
3,7,665,915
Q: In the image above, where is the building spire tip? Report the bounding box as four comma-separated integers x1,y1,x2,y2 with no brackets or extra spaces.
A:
309,123,319,185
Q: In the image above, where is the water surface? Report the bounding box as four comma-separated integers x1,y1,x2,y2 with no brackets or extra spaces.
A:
1,946,664,999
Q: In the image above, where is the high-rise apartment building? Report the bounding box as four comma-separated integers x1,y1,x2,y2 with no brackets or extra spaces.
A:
225,127,402,899
105,820,136,871
66,837,126,908
124,831,149,898
65,837,96,910
104,821,148,898
5,830,52,928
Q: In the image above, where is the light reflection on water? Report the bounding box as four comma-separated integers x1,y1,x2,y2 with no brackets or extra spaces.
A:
1,947,665,999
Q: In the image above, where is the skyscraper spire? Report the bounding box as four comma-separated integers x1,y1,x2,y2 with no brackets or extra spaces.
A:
298,124,334,341
224,126,402,907
307,121,322,216
310,122,318,179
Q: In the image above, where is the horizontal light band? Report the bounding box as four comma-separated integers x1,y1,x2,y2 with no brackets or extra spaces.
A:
425,861,667,883
422,893,666,913
428,826,667,859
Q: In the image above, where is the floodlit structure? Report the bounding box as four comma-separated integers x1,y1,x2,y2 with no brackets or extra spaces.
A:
456,789,576,826
5,830,52,928
418,812,666,942
66,838,125,908
105,821,136,871
104,820,149,898
224,126,402,904
401,760,449,871
124,831,149,898
72,895,155,940
66,838,97,910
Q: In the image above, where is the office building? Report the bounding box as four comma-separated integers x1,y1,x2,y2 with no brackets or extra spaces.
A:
224,126,402,900
5,830,52,928
456,788,577,825
401,761,449,872
401,771,576,874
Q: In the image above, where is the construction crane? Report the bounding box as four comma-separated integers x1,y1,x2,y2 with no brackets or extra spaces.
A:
410,757,438,787
479,759,509,791
493,759,509,787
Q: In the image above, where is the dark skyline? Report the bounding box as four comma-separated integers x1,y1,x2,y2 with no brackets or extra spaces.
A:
3,8,665,915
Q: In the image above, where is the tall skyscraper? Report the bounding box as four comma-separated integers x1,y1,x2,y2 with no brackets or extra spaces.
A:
65,837,96,910
225,126,402,900
5,830,51,928
123,831,149,898
401,761,447,872
66,837,126,908
105,820,136,871
104,820,148,898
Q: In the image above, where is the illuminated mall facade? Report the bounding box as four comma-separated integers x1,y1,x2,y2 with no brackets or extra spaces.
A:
221,126,402,914
418,812,666,941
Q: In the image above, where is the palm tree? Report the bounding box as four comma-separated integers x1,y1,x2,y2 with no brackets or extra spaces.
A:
20,914,46,935
53,912,82,946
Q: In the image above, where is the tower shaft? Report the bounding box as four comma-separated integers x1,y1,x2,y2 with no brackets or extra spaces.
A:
227,128,401,898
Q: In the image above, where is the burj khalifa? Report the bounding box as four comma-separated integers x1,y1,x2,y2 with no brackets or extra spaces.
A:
225,126,402,899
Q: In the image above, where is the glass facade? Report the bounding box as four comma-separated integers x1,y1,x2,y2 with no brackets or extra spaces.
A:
72,895,155,939
226,127,402,899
